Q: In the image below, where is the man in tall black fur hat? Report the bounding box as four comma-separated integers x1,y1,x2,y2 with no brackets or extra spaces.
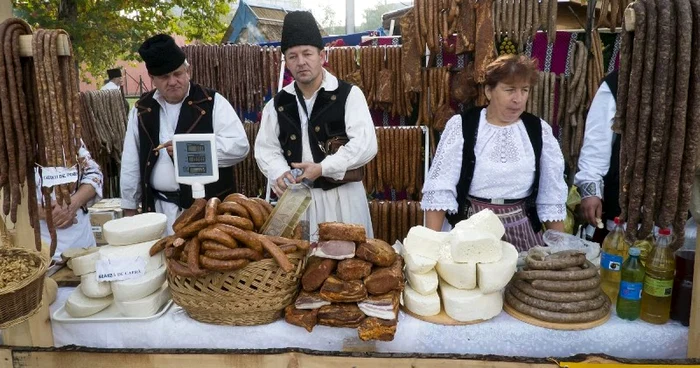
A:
120,34,249,234
101,68,122,90
254,11,377,240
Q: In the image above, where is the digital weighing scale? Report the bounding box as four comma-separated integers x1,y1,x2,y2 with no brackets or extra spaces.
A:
172,133,218,198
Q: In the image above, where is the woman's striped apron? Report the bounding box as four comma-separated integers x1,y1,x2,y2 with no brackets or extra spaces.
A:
467,197,543,252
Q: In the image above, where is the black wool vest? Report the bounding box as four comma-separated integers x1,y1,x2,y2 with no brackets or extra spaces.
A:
601,70,621,222
135,82,236,212
446,107,544,232
273,80,353,191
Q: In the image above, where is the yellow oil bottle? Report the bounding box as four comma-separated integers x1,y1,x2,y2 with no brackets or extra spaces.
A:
600,217,630,304
640,228,676,324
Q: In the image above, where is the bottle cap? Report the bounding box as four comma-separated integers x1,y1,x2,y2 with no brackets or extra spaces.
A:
629,247,641,257
614,217,622,225
191,183,205,199
658,228,671,236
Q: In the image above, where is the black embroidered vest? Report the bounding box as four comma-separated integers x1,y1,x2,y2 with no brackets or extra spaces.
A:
273,80,353,190
447,106,544,232
135,82,235,212
602,70,621,222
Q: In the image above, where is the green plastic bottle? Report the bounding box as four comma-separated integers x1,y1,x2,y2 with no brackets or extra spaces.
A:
616,247,645,321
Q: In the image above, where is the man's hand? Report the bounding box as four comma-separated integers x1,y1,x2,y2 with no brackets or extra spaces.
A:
273,171,297,197
163,141,173,157
123,209,138,217
52,201,78,229
580,196,603,227
292,162,322,182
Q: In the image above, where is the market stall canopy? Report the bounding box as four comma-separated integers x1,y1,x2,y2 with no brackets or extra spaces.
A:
222,1,328,44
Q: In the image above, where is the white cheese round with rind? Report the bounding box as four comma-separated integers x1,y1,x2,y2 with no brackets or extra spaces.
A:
111,266,166,302
98,240,164,274
64,287,113,318
476,241,519,294
67,251,102,276
406,268,438,295
436,244,477,290
80,272,112,298
114,283,170,317
402,284,440,317
103,213,167,246
454,209,505,239
439,281,503,322
448,229,502,263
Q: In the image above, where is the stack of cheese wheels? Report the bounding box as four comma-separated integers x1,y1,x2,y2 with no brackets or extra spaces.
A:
64,213,170,318
402,209,518,323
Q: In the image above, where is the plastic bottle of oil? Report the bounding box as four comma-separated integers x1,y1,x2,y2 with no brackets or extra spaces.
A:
633,235,654,266
600,217,629,304
616,247,645,321
640,228,676,324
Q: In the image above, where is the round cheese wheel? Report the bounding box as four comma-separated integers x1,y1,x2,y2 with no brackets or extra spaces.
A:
103,213,167,246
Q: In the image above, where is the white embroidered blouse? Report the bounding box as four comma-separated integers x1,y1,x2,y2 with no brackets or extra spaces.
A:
421,109,568,222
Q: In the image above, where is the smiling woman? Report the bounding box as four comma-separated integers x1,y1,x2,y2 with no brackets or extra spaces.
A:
420,54,568,252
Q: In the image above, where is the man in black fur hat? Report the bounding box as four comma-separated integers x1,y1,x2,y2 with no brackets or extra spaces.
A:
254,11,378,240
120,34,249,234
101,68,122,90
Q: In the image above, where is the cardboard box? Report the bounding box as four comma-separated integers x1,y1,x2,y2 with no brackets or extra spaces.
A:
89,199,123,245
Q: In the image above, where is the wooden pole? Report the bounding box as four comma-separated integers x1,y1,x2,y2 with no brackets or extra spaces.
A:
0,0,55,347
690,234,700,358
0,0,10,22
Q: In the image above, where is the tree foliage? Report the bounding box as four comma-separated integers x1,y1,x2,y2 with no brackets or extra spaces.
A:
12,0,232,81
357,1,405,32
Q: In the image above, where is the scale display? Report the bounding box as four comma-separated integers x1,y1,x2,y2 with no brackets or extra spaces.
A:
174,140,214,178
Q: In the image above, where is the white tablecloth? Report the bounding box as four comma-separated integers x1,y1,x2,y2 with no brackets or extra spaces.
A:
50,287,689,359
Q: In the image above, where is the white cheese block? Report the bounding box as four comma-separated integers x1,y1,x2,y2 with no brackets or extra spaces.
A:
406,268,438,295
477,241,519,294
80,272,112,298
103,212,167,246
111,266,167,302
448,229,502,263
402,284,440,317
454,209,505,240
436,244,477,290
64,287,113,318
403,247,437,274
439,282,503,322
115,283,170,317
403,226,446,261
98,240,164,274
67,251,102,276
62,246,99,263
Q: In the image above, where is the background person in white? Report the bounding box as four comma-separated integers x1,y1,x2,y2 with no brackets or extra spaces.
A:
574,71,619,233
120,34,249,234
101,68,122,90
255,11,377,240
37,143,103,262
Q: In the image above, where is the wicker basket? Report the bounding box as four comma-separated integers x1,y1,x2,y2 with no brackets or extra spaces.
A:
167,252,306,326
0,247,48,329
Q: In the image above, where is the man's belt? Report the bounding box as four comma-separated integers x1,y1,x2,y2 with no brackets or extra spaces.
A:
150,187,181,208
